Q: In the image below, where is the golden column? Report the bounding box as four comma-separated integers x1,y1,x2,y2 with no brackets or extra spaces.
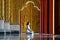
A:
4,0,10,22
10,0,14,24
0,0,4,20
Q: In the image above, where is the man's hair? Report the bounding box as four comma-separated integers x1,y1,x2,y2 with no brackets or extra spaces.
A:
26,22,29,25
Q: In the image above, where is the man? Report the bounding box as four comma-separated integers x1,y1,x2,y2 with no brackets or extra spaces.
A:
26,22,33,34
26,22,34,40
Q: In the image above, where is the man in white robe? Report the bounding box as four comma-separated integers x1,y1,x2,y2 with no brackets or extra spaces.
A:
26,22,34,40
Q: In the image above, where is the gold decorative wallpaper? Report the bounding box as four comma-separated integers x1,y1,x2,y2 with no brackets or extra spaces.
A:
0,0,40,34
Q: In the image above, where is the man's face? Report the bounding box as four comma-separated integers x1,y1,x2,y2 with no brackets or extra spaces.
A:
29,23,30,25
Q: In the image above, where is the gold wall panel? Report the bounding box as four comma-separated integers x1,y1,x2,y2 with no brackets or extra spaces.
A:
10,0,20,24
21,2,40,33
0,0,40,33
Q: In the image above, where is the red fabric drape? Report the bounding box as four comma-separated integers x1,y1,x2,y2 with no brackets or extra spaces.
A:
49,0,53,40
40,0,53,40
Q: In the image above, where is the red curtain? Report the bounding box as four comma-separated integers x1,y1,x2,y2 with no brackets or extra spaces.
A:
40,0,53,40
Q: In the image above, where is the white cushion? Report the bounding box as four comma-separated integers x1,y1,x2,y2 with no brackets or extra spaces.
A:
4,22,10,31
0,20,4,29
10,24,20,31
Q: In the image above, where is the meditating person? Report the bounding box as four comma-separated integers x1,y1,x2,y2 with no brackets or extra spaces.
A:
26,22,33,34
26,22,34,40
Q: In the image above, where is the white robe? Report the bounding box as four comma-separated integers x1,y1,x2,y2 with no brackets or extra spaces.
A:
26,25,31,33
26,25,34,40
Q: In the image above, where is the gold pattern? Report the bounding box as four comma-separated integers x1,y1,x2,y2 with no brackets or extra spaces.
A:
21,1,40,33
0,0,40,33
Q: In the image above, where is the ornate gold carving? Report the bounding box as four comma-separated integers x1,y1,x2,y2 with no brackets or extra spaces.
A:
21,1,40,11
20,1,40,33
